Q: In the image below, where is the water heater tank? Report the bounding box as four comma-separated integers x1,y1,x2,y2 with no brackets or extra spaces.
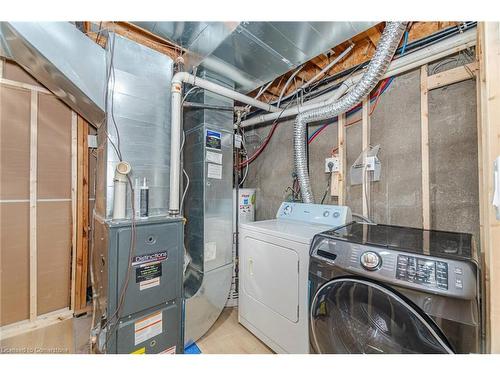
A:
227,188,256,307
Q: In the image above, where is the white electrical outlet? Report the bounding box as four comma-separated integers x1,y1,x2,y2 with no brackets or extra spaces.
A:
325,157,340,173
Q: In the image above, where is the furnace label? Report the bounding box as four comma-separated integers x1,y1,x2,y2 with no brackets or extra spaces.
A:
136,263,162,284
139,277,160,291
160,346,176,354
206,129,222,150
207,163,222,179
206,150,223,164
132,251,168,266
134,311,162,346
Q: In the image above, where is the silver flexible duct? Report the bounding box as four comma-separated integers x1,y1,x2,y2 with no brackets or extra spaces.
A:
294,21,408,203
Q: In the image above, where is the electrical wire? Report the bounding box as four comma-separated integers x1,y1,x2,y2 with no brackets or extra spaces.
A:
277,64,305,107
182,86,201,104
238,94,298,169
238,137,249,187
180,169,190,214
247,20,448,119
179,131,190,214
307,77,391,144
307,29,410,145
89,32,137,353
320,171,333,204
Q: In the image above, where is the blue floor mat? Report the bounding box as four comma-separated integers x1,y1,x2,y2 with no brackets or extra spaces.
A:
184,343,202,354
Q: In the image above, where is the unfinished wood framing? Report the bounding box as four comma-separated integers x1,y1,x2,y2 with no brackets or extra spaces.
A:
70,112,78,311
29,90,38,321
362,96,370,218
427,62,478,90
254,21,462,100
0,308,73,341
1,63,77,337
420,65,431,230
476,22,500,354
418,61,478,233
0,77,51,94
74,116,90,313
85,22,183,60
337,113,347,205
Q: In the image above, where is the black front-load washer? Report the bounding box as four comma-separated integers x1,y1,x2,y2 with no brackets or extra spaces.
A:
308,222,482,354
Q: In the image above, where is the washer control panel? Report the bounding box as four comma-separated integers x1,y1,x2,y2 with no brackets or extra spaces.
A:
360,251,382,271
395,255,448,290
310,236,478,300
276,202,352,226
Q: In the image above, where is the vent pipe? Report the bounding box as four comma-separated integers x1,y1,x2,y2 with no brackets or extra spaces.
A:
168,72,280,215
294,22,408,203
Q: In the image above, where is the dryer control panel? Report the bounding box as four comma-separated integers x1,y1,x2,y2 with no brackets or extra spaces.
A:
276,202,352,226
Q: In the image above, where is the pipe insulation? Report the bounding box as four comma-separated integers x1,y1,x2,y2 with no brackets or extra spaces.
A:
169,72,281,215
294,21,408,204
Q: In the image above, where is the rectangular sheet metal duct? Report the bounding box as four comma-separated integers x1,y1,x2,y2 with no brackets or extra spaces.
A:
133,21,377,93
95,33,173,218
0,22,106,126
182,69,234,344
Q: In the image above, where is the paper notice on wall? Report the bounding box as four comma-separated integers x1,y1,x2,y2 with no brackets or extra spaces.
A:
206,151,223,164
207,163,222,179
205,241,217,262
134,311,162,345
139,276,160,291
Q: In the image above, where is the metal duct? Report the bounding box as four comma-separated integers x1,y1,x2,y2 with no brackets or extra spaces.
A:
0,22,106,126
95,33,173,218
294,22,407,203
182,69,234,344
241,26,477,128
133,21,377,93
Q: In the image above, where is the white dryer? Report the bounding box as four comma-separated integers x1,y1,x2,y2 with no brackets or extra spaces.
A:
238,202,351,353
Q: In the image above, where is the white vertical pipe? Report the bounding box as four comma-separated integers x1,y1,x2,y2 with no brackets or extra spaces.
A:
168,72,280,215
169,81,183,215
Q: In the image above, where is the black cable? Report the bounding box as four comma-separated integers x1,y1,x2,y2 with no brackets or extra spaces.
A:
321,171,333,204
245,22,477,120
90,31,137,353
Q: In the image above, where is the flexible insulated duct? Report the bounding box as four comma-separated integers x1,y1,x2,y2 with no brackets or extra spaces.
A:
294,22,408,203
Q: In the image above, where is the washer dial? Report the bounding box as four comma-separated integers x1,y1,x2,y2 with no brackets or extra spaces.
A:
360,251,382,271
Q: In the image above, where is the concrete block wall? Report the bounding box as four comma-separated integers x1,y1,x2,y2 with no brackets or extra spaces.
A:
244,67,480,239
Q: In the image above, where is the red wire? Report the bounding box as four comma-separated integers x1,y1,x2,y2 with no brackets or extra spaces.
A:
238,122,279,169
239,78,389,169
307,78,389,144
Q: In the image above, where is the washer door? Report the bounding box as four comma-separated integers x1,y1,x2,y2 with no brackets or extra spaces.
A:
310,277,454,354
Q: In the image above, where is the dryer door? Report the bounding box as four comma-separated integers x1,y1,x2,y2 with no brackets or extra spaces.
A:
309,277,454,354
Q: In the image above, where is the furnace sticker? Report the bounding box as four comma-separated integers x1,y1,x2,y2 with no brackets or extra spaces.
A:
132,251,168,266
160,346,176,354
139,276,160,291
134,311,163,346
207,163,222,179
205,129,222,150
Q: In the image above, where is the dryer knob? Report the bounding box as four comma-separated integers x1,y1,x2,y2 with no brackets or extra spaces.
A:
360,251,381,271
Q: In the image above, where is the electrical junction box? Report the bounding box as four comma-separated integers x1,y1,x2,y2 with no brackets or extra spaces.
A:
325,157,340,173
366,156,376,171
